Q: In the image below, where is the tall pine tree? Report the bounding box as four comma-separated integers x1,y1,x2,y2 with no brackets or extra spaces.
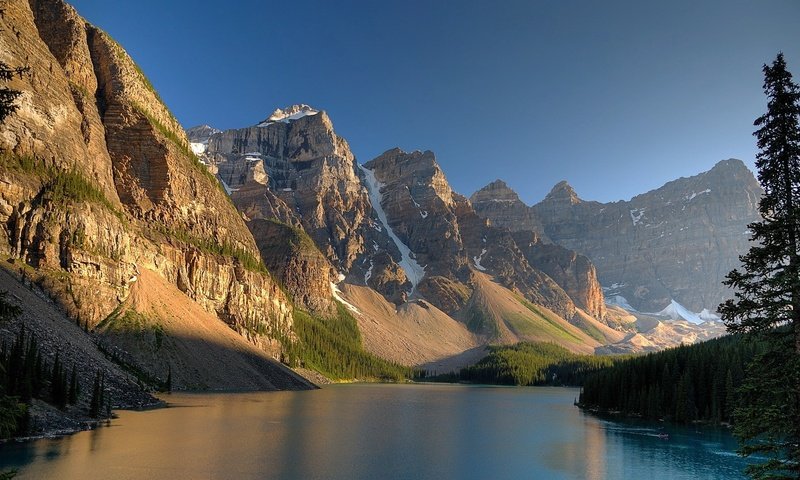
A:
720,52,800,479
0,59,26,124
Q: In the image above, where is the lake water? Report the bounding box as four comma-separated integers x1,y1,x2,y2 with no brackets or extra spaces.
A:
0,384,751,479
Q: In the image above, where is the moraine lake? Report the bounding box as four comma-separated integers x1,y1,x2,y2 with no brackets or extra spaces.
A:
0,384,752,479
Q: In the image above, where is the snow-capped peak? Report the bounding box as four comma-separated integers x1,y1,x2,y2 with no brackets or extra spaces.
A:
257,104,319,127
654,300,708,325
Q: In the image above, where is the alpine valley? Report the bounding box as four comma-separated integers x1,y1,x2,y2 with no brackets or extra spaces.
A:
0,0,762,436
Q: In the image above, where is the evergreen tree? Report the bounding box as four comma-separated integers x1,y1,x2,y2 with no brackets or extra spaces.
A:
89,371,102,418
724,369,735,423
720,52,800,479
0,292,25,442
0,59,27,124
68,365,78,405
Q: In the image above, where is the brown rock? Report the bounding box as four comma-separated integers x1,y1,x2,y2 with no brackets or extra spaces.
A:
0,0,299,386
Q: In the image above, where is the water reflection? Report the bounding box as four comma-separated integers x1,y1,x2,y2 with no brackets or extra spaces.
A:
0,384,749,480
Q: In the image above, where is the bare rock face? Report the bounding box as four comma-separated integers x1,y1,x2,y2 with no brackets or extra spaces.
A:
470,180,549,241
364,251,410,305
232,180,303,228
201,110,414,306
512,232,606,320
364,149,467,281
0,0,295,368
205,111,372,272
247,219,336,317
363,149,578,321
471,180,608,320
454,193,578,319
7,0,119,201
532,159,762,312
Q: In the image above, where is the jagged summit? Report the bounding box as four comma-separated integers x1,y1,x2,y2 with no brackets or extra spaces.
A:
712,158,747,170
470,179,522,204
374,147,432,161
187,124,218,135
364,149,441,183
707,158,752,177
187,124,221,154
545,180,580,204
257,104,319,126
526,160,763,313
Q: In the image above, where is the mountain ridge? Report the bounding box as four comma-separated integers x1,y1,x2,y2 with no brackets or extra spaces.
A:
472,157,762,313
0,0,306,393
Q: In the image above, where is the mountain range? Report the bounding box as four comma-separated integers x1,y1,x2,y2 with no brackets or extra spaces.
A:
0,0,762,407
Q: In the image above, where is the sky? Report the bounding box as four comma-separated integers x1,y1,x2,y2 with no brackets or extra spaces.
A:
69,0,800,204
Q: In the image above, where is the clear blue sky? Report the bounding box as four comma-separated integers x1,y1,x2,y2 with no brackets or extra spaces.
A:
69,0,799,203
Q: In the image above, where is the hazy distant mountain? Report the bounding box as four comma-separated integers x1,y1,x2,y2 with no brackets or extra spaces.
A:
473,159,761,315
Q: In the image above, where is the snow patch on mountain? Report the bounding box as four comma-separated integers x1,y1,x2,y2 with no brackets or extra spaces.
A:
219,178,236,195
190,142,207,155
330,281,360,315
364,259,374,284
686,189,712,201
359,164,426,292
698,308,721,321
473,248,488,271
606,295,637,312
629,208,645,226
652,300,715,325
257,104,319,126
605,291,719,325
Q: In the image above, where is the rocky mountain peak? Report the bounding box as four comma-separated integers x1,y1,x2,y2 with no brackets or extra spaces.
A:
706,158,759,185
365,148,454,208
257,104,319,126
545,180,581,204
187,124,220,141
531,160,763,313
187,124,221,154
710,158,749,173
470,180,522,204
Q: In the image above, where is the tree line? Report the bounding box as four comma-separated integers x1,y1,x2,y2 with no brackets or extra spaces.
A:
580,53,800,479
285,302,418,381
430,342,623,386
578,334,763,424
0,293,110,440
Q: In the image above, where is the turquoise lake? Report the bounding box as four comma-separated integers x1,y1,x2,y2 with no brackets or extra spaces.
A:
0,384,751,479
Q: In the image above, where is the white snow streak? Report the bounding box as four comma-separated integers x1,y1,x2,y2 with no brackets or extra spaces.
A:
473,248,488,271
190,142,207,155
629,208,645,226
257,106,319,126
605,295,638,312
406,187,428,218
364,259,374,284
219,178,237,195
359,164,425,292
686,189,712,201
330,282,360,315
